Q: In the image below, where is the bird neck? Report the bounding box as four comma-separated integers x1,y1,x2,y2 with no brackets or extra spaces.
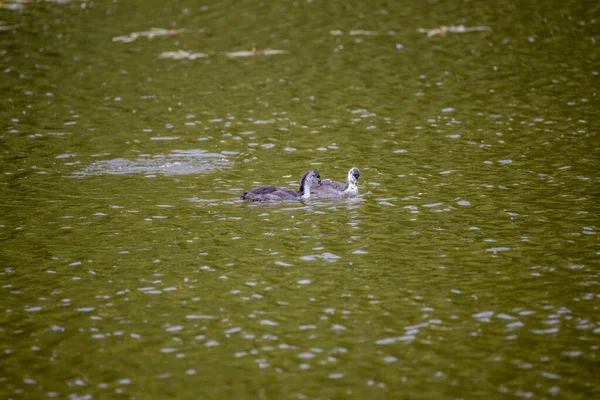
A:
300,183,312,198
346,173,358,189
343,181,357,194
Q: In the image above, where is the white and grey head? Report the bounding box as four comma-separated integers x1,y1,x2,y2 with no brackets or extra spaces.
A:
347,167,360,184
299,170,321,198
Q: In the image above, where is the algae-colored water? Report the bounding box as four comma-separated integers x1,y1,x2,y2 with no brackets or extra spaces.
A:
1,0,599,398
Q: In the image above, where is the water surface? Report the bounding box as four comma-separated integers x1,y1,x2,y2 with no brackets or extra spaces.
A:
1,0,599,398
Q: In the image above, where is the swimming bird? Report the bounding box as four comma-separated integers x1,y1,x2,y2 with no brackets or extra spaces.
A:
240,170,322,202
312,167,360,197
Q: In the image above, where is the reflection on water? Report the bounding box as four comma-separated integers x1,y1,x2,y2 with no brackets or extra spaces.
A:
73,149,229,177
0,0,598,398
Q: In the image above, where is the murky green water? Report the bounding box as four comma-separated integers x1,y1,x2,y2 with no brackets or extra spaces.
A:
1,0,599,398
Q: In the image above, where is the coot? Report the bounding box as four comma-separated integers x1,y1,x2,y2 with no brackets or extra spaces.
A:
312,167,360,197
240,170,321,202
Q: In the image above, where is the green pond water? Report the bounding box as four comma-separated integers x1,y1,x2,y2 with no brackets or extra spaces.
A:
1,0,599,398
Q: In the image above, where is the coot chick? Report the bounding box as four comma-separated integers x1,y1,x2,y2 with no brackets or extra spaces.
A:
312,167,360,197
240,170,321,202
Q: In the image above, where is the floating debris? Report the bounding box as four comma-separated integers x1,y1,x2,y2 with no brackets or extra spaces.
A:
418,25,491,37
158,50,209,60
0,0,26,10
0,21,21,31
113,28,188,43
158,48,288,60
1,0,80,10
222,48,287,58
331,30,378,36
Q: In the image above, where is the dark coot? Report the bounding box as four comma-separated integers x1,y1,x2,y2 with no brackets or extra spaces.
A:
241,170,321,202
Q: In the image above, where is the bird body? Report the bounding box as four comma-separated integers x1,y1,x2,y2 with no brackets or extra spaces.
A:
241,170,321,202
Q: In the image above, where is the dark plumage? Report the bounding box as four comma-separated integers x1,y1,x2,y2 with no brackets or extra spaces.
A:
312,167,361,197
241,170,321,202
